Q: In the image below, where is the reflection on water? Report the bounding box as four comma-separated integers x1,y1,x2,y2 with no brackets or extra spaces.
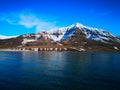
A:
0,51,120,90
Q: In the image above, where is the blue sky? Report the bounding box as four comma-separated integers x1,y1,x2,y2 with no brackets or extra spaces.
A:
0,0,120,36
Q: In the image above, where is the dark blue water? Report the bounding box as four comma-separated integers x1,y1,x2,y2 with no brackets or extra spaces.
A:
0,51,120,90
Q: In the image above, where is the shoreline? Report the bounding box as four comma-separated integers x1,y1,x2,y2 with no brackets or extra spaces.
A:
0,48,120,52
0,47,70,52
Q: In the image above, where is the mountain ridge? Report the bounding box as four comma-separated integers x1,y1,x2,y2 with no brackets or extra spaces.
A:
0,23,120,52
33,23,120,43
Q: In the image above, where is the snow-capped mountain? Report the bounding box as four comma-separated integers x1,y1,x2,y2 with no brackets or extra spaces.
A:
0,23,120,51
34,23,120,43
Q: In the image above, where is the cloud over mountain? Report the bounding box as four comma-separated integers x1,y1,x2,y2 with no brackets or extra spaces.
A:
0,11,58,33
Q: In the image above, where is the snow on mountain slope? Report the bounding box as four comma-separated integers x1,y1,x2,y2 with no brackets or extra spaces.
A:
36,23,120,43
37,23,83,41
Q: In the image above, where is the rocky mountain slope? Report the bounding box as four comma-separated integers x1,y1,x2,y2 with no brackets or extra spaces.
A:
0,23,120,51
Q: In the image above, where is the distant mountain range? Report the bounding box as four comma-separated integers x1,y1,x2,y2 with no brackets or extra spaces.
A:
0,35,16,40
0,23,120,51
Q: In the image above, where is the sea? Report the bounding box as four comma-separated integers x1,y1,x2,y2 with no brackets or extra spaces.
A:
0,51,120,90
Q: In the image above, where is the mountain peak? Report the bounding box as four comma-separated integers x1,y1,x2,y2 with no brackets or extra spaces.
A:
67,22,85,29
0,23,120,52
68,22,100,31
75,22,85,28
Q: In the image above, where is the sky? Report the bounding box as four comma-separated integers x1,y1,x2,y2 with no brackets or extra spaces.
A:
0,0,120,36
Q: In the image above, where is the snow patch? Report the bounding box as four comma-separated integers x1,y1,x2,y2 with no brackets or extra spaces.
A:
113,46,119,50
22,38,36,45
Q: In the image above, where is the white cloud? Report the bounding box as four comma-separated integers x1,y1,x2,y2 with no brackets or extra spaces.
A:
19,14,38,28
1,11,58,33
18,14,58,32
